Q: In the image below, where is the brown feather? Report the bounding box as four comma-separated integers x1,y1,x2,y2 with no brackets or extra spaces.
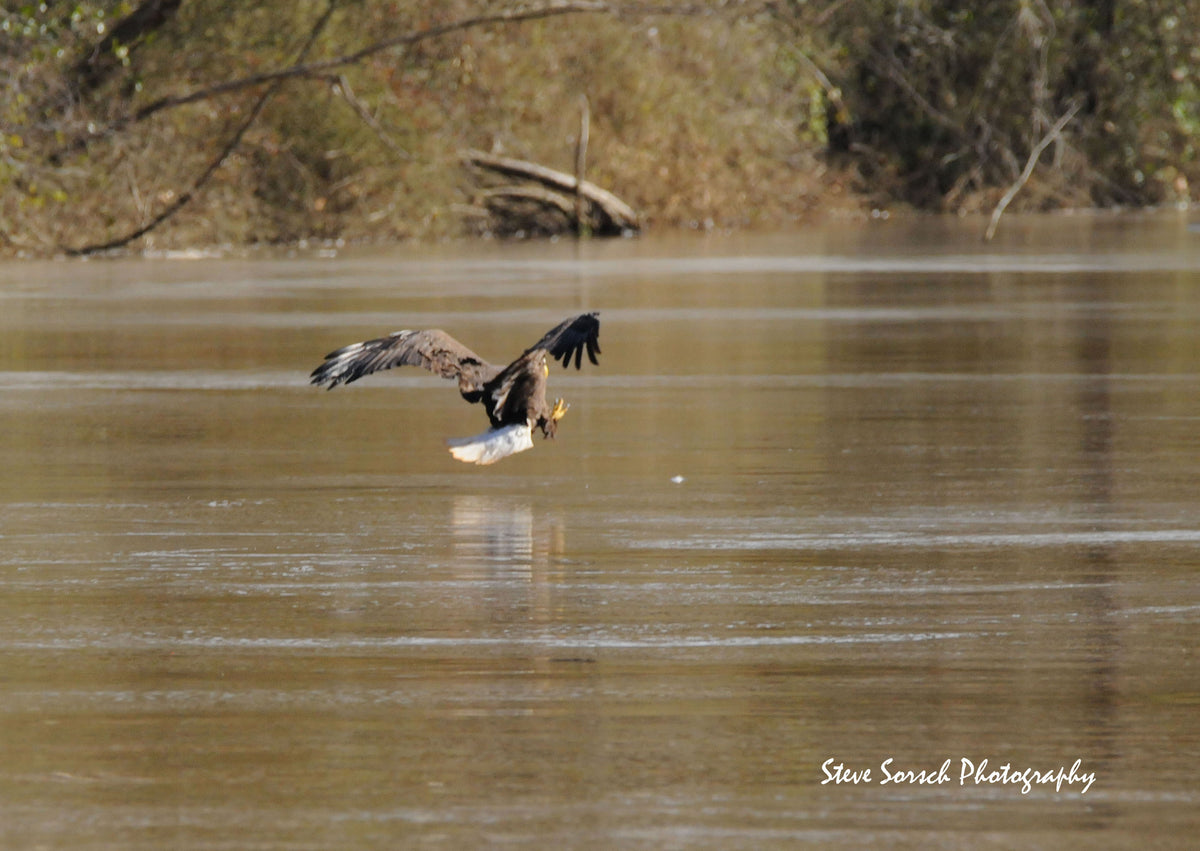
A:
524,312,601,370
484,350,549,429
309,329,499,396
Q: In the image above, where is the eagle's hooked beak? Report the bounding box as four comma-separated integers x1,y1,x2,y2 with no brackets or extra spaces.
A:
543,360,550,378
551,398,569,421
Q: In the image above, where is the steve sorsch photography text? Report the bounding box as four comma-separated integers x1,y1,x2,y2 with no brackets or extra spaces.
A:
820,757,1096,795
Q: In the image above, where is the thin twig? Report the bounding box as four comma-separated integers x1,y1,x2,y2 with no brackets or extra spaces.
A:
575,94,590,237
331,74,411,160
983,99,1081,242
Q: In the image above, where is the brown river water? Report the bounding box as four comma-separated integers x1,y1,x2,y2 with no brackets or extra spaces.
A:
1,214,1198,848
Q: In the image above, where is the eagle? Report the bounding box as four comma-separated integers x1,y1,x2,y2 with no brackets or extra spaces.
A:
310,312,601,465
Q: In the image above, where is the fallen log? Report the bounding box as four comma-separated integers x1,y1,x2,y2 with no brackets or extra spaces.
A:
462,148,640,236
477,186,577,238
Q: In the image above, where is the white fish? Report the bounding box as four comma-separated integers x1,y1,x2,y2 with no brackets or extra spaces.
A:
447,422,534,465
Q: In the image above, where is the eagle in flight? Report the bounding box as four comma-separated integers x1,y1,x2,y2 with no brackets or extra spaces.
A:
310,313,601,465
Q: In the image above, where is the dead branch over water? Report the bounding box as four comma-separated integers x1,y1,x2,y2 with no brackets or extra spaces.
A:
984,101,1082,243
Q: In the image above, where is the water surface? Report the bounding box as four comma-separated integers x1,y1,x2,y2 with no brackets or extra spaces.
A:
2,215,1199,848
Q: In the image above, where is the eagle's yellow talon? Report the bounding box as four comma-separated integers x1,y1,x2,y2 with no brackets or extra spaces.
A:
551,398,569,420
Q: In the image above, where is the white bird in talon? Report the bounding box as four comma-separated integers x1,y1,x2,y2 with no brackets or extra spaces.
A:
310,313,600,465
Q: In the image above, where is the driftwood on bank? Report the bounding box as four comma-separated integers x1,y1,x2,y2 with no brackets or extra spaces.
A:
462,149,640,238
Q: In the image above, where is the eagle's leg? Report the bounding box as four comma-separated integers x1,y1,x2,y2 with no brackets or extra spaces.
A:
537,398,570,440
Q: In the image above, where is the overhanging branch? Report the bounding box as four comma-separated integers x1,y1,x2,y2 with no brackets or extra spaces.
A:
58,2,726,157
65,1,339,255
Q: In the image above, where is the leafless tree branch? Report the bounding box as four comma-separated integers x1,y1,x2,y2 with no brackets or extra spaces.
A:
330,74,412,161
983,99,1081,242
65,2,340,255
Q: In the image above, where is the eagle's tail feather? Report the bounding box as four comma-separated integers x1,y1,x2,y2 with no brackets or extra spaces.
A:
447,422,534,465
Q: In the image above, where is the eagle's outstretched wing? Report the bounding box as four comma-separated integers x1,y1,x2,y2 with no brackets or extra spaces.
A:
525,312,601,370
310,329,494,391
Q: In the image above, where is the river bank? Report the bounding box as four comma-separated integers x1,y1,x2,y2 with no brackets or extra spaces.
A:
3,3,1196,259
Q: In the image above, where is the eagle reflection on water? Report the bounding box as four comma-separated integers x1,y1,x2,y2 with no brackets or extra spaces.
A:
451,495,533,568
310,313,601,465
450,495,569,619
